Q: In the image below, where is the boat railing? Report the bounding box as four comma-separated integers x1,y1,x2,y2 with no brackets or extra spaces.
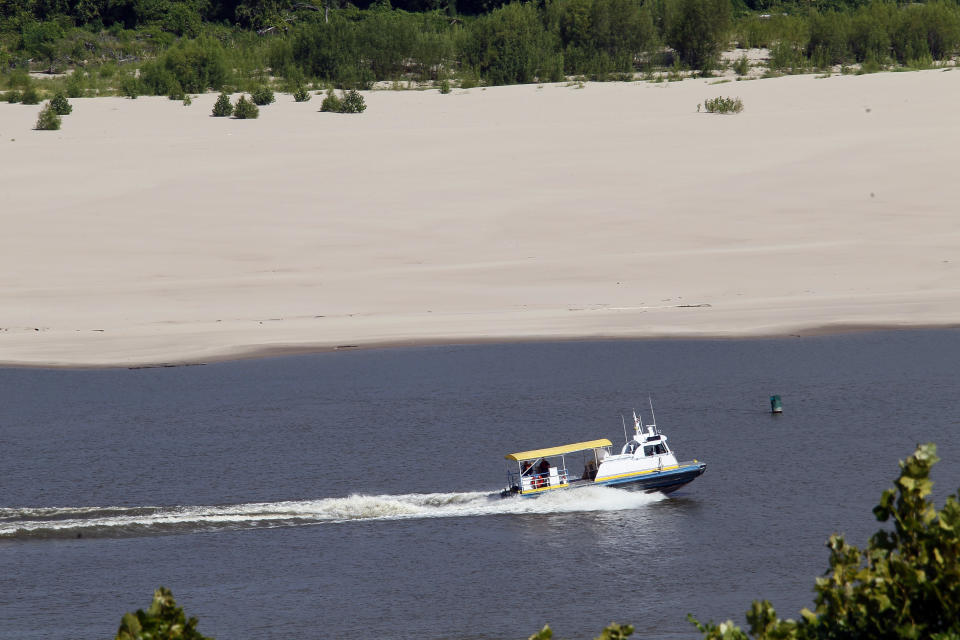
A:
507,469,570,492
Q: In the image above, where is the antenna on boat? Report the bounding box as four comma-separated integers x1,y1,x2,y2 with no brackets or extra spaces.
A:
648,397,658,433
620,413,629,445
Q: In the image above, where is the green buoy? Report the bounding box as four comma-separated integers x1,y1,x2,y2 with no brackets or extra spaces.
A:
770,395,783,414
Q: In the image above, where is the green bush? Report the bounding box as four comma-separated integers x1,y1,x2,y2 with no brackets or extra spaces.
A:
665,0,731,72
232,95,259,119
439,78,451,94
341,89,367,113
50,93,72,115
167,81,185,100
733,55,749,76
212,91,233,117
116,587,212,640
121,75,141,99
460,2,560,85
65,71,86,98
703,95,743,113
690,443,960,640
21,86,41,105
155,37,230,94
320,88,342,112
35,102,61,130
293,86,311,102
529,623,634,640
5,90,22,103
319,89,366,113
251,86,275,105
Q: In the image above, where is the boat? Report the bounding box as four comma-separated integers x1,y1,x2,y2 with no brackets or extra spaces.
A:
500,405,706,497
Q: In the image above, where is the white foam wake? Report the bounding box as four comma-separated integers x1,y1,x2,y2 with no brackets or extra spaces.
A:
0,486,664,539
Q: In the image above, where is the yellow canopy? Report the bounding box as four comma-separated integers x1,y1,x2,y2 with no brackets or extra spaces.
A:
505,439,613,461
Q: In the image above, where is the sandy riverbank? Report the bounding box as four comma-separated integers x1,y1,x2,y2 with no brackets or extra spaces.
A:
1,69,959,367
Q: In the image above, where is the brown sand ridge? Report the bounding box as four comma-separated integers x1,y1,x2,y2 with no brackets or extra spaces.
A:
2,70,959,367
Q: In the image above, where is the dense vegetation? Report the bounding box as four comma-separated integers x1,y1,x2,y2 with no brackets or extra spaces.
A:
2,0,959,101
690,443,960,639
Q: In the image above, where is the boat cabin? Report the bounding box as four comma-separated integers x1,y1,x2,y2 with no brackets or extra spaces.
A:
503,439,613,495
622,427,671,457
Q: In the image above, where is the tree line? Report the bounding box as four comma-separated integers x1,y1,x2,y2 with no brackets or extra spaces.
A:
2,0,960,93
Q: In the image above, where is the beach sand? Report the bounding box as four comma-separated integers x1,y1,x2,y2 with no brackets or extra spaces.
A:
1,69,958,367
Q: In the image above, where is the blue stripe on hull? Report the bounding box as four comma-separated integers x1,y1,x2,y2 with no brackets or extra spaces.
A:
509,462,707,498
596,463,706,493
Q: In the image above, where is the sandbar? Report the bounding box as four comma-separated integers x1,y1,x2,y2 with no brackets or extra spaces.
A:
2,69,959,367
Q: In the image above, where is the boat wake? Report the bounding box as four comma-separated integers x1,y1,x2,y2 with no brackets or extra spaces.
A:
0,487,664,540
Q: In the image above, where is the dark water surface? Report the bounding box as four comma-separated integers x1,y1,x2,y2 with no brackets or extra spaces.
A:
2,331,960,639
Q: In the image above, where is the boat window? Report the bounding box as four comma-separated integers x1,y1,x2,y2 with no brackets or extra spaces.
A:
654,443,668,455
622,441,640,455
643,445,655,457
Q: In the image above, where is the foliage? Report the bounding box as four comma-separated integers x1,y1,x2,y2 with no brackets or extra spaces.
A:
121,74,141,98
50,92,72,115
320,88,367,113
665,0,731,72
35,102,61,130
319,88,342,112
341,89,367,113
140,37,229,96
232,94,259,118
689,443,960,640
250,86,275,105
528,623,634,640
115,586,212,640
293,86,311,102
732,54,749,76
21,85,41,105
438,78,451,93
5,90,22,103
459,2,560,85
703,95,743,113
212,91,233,117
3,0,960,91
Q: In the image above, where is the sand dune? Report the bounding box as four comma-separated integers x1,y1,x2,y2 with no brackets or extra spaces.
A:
1,69,958,366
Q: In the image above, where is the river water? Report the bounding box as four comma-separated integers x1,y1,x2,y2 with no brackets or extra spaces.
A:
2,331,959,639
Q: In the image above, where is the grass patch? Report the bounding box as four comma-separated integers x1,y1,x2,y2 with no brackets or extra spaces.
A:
702,95,744,113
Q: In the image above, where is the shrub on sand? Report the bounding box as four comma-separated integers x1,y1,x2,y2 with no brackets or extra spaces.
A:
293,86,311,102
50,93,72,115
340,90,366,113
35,102,62,130
703,96,744,113
211,91,232,117
250,86,275,105
232,95,259,119
319,88,342,112
21,86,41,105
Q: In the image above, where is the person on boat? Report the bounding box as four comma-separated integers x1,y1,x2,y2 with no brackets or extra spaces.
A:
532,459,551,488
582,459,597,480
521,461,532,475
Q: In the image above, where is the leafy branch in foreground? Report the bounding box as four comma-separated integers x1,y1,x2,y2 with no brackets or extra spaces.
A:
528,623,635,640
115,586,212,640
689,443,960,640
